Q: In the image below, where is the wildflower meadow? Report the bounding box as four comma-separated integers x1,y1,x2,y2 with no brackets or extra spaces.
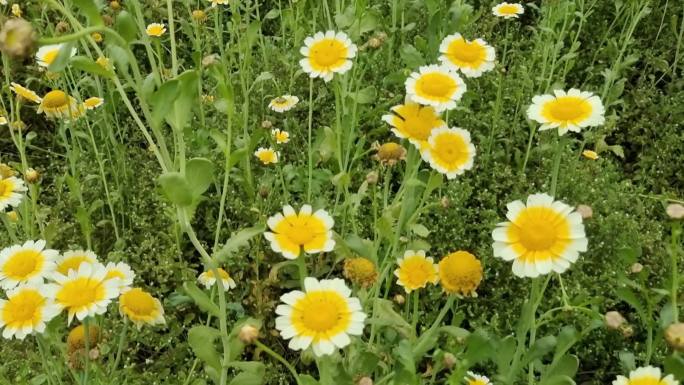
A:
0,1,683,385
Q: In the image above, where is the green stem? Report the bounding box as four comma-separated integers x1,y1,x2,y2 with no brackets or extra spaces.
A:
83,318,91,385
166,0,178,77
254,340,302,385
549,136,564,196
671,221,681,322
111,318,129,374
306,78,314,201
296,255,308,286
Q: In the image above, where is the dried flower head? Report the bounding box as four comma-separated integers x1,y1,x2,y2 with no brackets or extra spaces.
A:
372,142,406,166
0,19,36,59
192,10,208,23
604,311,627,330
666,203,684,219
576,204,593,219
665,323,684,352
24,168,39,183
343,257,378,288
238,324,260,344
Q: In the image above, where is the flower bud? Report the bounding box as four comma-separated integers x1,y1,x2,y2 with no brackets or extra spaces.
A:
393,294,405,305
25,168,39,183
238,324,260,344
6,211,18,222
576,204,593,219
91,32,103,43
365,171,378,185
440,196,450,208
261,120,273,129
443,352,456,369
604,311,626,330
55,21,70,34
630,263,643,274
0,18,36,59
110,1,121,11
102,15,114,26
666,203,684,219
665,323,684,352
192,10,208,23
367,37,382,48
358,377,373,385
343,257,378,288
202,53,219,67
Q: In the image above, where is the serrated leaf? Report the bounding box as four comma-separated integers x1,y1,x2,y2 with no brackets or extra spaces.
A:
188,326,222,371
183,282,220,316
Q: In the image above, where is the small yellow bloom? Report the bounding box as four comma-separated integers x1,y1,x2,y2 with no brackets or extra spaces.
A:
0,164,16,178
465,372,491,385
394,250,439,293
300,31,357,82
0,116,6,125
83,97,104,110
91,32,103,43
6,211,18,222
96,56,112,70
192,10,207,23
492,2,524,19
197,268,236,291
0,284,61,339
272,129,290,144
419,127,476,179
343,258,377,288
264,205,335,260
35,43,76,68
405,65,466,111
254,147,279,165
0,240,57,289
9,82,42,104
38,90,85,120
11,4,21,18
382,102,444,146
582,150,599,160
56,250,98,276
438,251,482,296
373,142,407,166
119,288,165,329
145,23,166,37
66,324,100,353
527,89,605,135
210,0,231,7
612,366,678,385
439,33,496,78
268,95,299,112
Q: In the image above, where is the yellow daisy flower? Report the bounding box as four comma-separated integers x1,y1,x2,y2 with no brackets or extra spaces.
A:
11,4,21,18
35,43,77,68
466,372,492,385
264,204,335,260
272,129,291,144
9,82,42,104
145,23,167,37
254,147,279,165
119,288,165,329
382,101,445,146
47,262,120,324
66,324,100,353
197,268,236,291
405,65,466,111
96,56,113,70
56,250,99,276
492,2,525,19
394,250,439,293
527,89,605,135
0,175,27,211
299,31,357,82
439,33,496,78
438,251,482,296
275,277,366,357
268,95,299,113
83,97,104,110
0,284,60,340
612,367,678,385
582,150,599,160
492,193,588,278
37,90,85,120
0,240,58,289
104,262,135,292
419,126,476,179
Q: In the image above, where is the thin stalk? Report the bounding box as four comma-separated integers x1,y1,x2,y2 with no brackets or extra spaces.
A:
111,318,129,373
549,136,564,196
306,78,314,201
254,340,302,385
166,0,178,77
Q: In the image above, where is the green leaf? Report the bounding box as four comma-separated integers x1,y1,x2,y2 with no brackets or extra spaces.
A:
299,375,320,385
183,282,220,316
463,329,495,365
70,56,114,78
228,372,263,385
186,158,215,198
214,225,267,263
187,326,222,371
495,335,517,373
368,299,412,338
410,223,430,237
524,336,557,364
347,86,377,104
72,0,103,26
618,351,636,372
615,286,648,322
167,70,199,130
47,42,76,73
400,45,426,69
151,79,180,129
158,172,193,206
542,355,579,383
114,11,138,43
665,354,684,381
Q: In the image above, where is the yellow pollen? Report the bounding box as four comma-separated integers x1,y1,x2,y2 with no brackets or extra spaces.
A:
417,73,456,98
627,376,662,385
310,39,347,67
105,269,125,280
2,289,43,324
432,132,469,166
545,97,591,121
498,4,520,14
121,288,156,316
42,90,69,108
508,207,570,253
3,250,43,279
448,39,484,63
296,292,343,332
56,278,104,308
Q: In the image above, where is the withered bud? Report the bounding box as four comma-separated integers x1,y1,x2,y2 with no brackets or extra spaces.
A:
375,32,388,41
440,196,450,208
55,21,70,34
365,171,379,185
202,53,219,67
630,263,643,274
358,377,373,385
110,1,121,11
604,311,627,330
393,294,405,305
443,352,456,369
258,186,269,198
665,323,684,352
367,37,382,49
0,18,36,59
620,324,634,338
666,203,684,220
102,15,114,27
238,324,260,344
260,120,273,129
576,204,593,219
24,168,39,183
192,10,208,23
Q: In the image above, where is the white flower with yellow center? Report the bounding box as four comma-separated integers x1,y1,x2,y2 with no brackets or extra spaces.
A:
210,0,230,7
198,268,236,291
466,372,492,385
527,89,605,135
264,205,335,260
272,129,291,144
420,126,476,179
254,147,279,165
35,43,77,68
492,2,524,19
0,117,7,125
0,284,60,340
275,277,366,357
299,31,357,82
0,176,27,211
0,240,58,289
612,366,678,385
439,33,496,78
146,23,167,37
119,288,165,329
492,193,588,278
47,262,120,324
104,262,135,292
269,95,299,113
405,65,466,111
9,82,42,104
394,250,439,293
382,101,445,146
83,97,104,110
56,250,99,276
37,90,85,120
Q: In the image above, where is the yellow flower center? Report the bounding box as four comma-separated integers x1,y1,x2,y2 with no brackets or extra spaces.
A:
2,289,44,325
105,269,125,280
57,256,91,275
256,150,277,164
439,251,482,295
275,213,326,245
274,97,288,105
393,104,442,141
42,90,69,109
542,96,591,123
3,250,43,280
0,178,10,197
148,25,164,36
468,379,488,385
431,132,470,167
398,256,436,289
343,258,377,287
42,49,59,65
204,268,230,280
447,39,485,65
507,207,570,252
416,73,457,100
377,143,405,161
309,38,348,69
292,291,350,336
498,4,520,14
627,376,663,385
120,288,157,316
67,324,100,351
56,278,105,308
